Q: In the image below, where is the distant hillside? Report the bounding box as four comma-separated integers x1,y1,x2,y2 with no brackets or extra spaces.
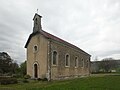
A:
91,59,120,73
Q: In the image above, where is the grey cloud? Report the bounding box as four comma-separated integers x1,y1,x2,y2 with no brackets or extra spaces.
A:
0,0,120,63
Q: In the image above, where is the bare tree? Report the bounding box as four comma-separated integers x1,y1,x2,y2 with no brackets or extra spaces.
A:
99,58,118,72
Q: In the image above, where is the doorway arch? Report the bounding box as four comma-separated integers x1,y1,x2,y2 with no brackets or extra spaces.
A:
34,64,38,78
33,62,39,78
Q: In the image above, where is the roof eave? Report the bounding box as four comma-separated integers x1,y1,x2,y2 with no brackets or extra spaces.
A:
24,31,40,48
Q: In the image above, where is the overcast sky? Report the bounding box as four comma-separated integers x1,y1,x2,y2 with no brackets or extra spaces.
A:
0,0,120,63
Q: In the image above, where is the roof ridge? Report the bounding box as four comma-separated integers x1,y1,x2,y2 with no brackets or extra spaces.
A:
25,30,90,56
40,30,90,56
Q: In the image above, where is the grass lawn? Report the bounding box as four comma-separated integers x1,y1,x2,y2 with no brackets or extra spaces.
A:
0,75,120,90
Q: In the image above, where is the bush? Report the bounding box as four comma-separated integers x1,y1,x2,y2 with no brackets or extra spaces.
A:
12,74,22,78
42,78,48,81
22,79,29,83
37,78,42,81
24,74,31,79
0,77,18,85
37,78,48,81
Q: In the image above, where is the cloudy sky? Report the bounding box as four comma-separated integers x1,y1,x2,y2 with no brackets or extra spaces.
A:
0,0,120,63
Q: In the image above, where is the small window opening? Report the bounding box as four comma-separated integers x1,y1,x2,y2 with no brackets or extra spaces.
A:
75,57,78,68
34,45,38,52
86,60,89,68
65,54,70,67
35,18,38,25
81,59,84,67
52,51,57,65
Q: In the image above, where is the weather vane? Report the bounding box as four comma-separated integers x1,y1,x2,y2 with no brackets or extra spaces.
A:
37,9,38,14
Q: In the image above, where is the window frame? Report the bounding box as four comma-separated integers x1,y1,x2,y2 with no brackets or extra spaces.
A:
81,58,84,68
86,59,89,68
52,50,58,66
65,54,70,67
75,56,78,68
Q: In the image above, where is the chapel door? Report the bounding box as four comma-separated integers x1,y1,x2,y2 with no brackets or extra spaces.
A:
34,64,38,78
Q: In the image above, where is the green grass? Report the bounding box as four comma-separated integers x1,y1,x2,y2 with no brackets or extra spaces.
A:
0,75,120,90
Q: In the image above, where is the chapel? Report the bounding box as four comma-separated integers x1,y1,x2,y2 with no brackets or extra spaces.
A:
25,13,91,80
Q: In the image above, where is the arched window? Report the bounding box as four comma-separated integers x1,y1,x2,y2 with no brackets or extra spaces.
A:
81,58,84,68
52,51,57,65
75,57,78,68
65,54,70,67
86,59,89,68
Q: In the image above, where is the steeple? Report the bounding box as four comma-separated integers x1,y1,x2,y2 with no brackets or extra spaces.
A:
33,13,42,33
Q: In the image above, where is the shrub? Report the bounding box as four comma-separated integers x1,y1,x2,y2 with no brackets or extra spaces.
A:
24,74,31,79
37,78,42,81
0,77,18,85
37,78,48,81
22,79,29,83
12,74,22,78
42,78,48,81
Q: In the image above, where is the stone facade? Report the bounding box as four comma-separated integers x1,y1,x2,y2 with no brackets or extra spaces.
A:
50,40,90,80
25,13,91,80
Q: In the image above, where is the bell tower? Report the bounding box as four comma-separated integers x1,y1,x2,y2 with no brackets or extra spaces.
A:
33,13,42,33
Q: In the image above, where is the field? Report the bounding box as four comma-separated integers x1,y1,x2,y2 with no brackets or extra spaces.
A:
0,75,120,90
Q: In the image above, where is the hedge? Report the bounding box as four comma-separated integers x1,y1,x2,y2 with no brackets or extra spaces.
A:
0,77,18,85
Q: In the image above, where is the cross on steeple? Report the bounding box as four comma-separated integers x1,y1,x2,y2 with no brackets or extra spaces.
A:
37,9,38,14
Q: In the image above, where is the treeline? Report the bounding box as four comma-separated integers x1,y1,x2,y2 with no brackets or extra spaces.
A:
91,58,120,73
0,52,26,77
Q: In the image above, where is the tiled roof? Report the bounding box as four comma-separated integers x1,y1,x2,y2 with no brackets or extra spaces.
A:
25,30,91,56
